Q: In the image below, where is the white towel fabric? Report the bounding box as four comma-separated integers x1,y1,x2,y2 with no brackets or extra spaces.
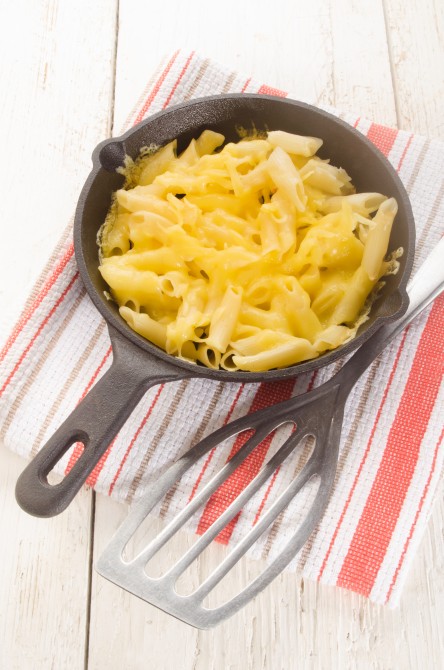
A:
1,51,443,606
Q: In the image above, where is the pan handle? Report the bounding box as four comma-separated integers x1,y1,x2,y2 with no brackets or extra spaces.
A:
15,326,192,517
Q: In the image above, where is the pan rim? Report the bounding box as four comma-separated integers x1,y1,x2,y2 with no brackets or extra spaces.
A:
74,93,415,382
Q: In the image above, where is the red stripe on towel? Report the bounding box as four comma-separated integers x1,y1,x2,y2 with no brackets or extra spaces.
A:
188,384,246,503
257,84,287,98
317,330,409,580
108,385,164,495
162,52,195,109
0,272,79,397
64,346,113,473
196,379,295,544
336,299,444,595
133,51,180,125
385,423,444,603
0,243,75,365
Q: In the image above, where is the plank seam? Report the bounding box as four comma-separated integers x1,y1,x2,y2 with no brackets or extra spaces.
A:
381,0,401,126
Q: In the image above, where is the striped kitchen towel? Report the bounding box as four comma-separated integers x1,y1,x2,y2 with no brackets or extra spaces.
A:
0,51,443,607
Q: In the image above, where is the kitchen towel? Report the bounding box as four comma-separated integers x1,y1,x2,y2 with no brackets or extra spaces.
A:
0,51,443,607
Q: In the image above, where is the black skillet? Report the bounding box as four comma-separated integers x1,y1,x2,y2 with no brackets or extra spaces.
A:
15,95,415,517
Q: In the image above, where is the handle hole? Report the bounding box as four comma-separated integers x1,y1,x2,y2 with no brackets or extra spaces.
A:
45,440,86,487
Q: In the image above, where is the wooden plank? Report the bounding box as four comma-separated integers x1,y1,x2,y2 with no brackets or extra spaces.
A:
89,499,200,670
113,0,396,132
0,445,92,670
113,0,337,131
90,488,444,670
0,0,118,344
331,0,396,125
383,0,444,136
87,2,439,669
0,0,117,667
2,0,441,668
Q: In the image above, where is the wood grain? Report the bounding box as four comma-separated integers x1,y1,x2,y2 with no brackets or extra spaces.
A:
0,0,118,345
383,0,444,135
0,0,116,668
88,1,443,669
0,444,92,670
0,0,443,668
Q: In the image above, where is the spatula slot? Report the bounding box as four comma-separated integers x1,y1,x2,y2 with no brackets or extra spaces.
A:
173,456,319,599
172,472,321,608
122,427,260,566
201,474,321,609
150,428,315,596
123,422,297,567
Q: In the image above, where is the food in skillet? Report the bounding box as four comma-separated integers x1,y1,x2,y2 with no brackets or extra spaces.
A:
98,130,399,372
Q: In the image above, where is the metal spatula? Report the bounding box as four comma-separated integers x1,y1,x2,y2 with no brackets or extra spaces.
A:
97,237,444,628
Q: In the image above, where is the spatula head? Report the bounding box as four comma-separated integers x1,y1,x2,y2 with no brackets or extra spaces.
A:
97,383,344,628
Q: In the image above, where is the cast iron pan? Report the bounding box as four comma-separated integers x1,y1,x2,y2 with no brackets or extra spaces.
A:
15,95,415,517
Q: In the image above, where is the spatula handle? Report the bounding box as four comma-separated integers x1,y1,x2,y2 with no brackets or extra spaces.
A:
339,235,444,390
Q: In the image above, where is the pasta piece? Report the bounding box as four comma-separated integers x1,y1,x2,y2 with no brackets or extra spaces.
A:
166,281,209,353
206,286,243,352
314,325,353,352
258,191,297,256
320,192,387,215
220,348,239,371
240,161,271,193
266,146,307,211
100,212,131,256
119,306,167,349
116,185,172,213
224,139,270,159
158,271,190,298
245,277,274,306
175,139,200,167
99,264,164,307
267,130,323,157
240,303,290,332
195,130,225,156
232,338,318,372
185,194,246,216
329,266,374,325
361,197,398,280
195,343,222,369
232,330,295,356
198,217,251,251
298,264,322,299
128,211,175,249
272,276,323,340
138,140,177,186
300,159,354,195
258,207,281,255
98,130,399,372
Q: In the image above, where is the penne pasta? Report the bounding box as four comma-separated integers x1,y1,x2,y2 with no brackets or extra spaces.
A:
300,159,354,195
195,130,225,156
195,343,222,369
267,130,323,157
320,192,387,215
233,338,318,372
98,129,399,371
119,306,167,349
206,286,243,352
266,146,307,211
361,197,398,281
138,140,177,186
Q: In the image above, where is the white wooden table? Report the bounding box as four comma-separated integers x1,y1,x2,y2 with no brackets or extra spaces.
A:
1,2,443,668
